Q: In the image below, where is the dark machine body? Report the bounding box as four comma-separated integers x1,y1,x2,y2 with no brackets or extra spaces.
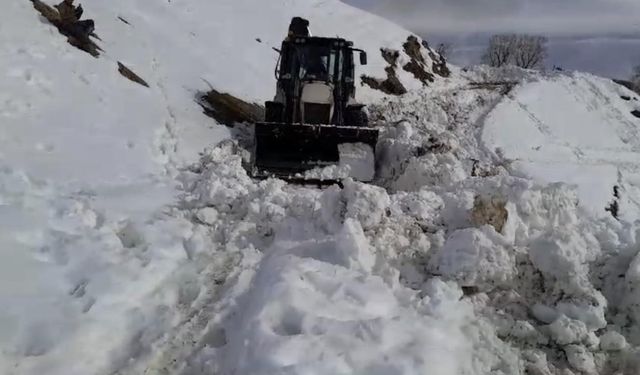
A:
252,17,379,181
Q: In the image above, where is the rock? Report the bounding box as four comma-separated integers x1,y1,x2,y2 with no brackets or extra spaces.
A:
380,48,400,66
117,62,149,88
471,195,508,233
199,88,264,125
403,60,435,85
361,66,407,96
30,0,102,57
403,35,426,64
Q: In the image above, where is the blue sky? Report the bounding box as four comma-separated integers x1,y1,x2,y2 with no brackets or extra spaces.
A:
343,0,640,79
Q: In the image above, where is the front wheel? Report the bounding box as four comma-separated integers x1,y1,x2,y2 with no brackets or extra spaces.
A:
345,107,369,127
264,101,283,123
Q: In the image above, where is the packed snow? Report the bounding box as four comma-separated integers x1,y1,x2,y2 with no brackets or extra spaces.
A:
303,143,376,182
3,0,640,374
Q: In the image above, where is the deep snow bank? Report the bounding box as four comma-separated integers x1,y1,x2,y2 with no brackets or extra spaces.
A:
362,72,640,374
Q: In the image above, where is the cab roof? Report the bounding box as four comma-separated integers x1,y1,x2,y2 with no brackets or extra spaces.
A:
285,36,354,48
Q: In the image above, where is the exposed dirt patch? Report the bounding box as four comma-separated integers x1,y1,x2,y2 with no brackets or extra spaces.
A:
361,66,407,96
402,35,452,85
31,0,102,57
606,186,621,220
403,36,426,64
402,36,435,85
414,135,452,156
117,62,149,88
428,51,451,78
471,195,508,233
381,48,400,67
403,60,435,85
198,89,264,125
361,47,407,96
362,35,451,95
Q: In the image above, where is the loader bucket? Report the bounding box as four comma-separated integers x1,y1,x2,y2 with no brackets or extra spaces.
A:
252,122,379,178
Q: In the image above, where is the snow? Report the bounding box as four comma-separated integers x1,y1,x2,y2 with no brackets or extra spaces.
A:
4,0,640,374
600,331,628,352
303,143,376,182
433,227,516,291
483,71,640,220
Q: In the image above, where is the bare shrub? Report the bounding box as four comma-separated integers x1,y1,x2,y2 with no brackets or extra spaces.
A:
482,34,548,70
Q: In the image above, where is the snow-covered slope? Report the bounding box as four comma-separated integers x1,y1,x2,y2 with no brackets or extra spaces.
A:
2,0,436,186
4,0,640,374
0,1,445,374
483,71,640,221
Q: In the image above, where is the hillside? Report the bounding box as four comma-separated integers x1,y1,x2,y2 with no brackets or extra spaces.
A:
2,1,640,375
483,72,640,222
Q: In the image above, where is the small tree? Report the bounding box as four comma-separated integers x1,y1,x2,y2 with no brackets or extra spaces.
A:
482,34,548,70
482,34,515,68
435,42,451,59
512,35,548,69
631,65,640,87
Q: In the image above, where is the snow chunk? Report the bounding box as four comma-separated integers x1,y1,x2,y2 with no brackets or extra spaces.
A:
303,143,375,182
195,207,219,225
393,153,467,191
565,345,597,374
529,230,599,283
337,219,376,273
599,331,628,352
556,300,607,331
547,315,588,345
205,227,474,375
342,180,391,230
434,227,516,291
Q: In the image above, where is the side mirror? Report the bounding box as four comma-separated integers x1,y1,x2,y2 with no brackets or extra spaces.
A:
360,51,368,65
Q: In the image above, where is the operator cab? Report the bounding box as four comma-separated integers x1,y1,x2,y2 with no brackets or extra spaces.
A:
277,37,367,84
272,35,368,125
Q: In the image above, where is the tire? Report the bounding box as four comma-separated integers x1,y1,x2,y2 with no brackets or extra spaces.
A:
264,101,283,123
346,107,368,127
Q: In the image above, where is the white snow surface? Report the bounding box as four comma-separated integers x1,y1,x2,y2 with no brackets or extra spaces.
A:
303,143,376,182
3,0,640,374
483,71,640,221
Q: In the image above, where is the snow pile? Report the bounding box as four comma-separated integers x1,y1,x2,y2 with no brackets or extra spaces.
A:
173,144,479,375
363,73,640,374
